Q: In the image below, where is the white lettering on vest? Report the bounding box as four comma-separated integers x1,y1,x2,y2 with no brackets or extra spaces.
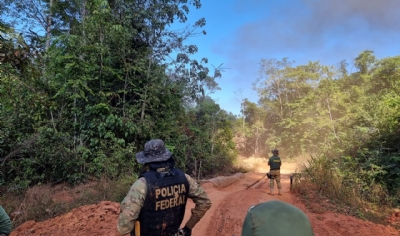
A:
155,184,187,211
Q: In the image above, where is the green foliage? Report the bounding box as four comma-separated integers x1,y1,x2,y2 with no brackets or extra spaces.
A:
1,0,237,189
294,153,399,212
167,97,237,179
238,51,400,207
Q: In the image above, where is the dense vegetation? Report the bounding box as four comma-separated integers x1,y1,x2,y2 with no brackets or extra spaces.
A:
0,0,237,189
237,52,400,207
1,0,399,212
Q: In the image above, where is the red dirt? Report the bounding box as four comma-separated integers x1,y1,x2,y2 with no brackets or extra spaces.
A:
10,162,400,236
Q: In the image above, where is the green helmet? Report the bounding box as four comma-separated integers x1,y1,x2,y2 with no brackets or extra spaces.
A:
241,200,314,236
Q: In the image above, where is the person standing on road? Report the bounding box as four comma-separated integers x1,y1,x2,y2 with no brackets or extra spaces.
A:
0,205,12,236
268,149,282,195
117,139,212,236
241,200,314,236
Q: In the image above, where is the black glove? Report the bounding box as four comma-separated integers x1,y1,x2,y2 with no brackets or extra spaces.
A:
182,227,192,236
266,173,272,179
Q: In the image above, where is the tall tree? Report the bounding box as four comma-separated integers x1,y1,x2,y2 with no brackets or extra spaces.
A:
1,0,238,186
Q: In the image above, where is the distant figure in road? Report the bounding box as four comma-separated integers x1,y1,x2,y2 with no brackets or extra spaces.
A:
241,200,314,236
117,139,212,236
268,149,282,195
0,205,12,236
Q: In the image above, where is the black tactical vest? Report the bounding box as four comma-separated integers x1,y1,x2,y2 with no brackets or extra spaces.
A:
269,155,282,170
135,168,189,236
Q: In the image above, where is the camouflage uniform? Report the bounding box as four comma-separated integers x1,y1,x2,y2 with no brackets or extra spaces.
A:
242,200,314,236
269,169,281,189
0,205,11,236
117,139,212,236
117,174,211,235
268,150,282,195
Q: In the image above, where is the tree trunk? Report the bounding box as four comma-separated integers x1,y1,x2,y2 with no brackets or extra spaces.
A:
140,88,147,120
45,0,53,51
326,97,339,141
141,58,153,120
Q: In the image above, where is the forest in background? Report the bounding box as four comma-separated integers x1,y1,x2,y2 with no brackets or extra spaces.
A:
1,0,237,189
237,51,400,207
1,0,399,211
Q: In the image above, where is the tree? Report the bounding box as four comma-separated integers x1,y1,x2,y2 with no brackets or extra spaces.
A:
354,50,376,75
1,0,240,186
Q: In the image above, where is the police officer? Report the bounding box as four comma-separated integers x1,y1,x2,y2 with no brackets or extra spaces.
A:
241,200,314,236
117,139,212,236
0,205,12,236
268,149,282,195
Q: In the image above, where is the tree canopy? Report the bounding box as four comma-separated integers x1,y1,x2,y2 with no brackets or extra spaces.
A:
236,51,400,200
0,0,236,187
1,1,399,206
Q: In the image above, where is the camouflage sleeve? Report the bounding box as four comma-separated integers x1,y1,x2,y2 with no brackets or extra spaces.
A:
0,206,12,235
184,174,212,229
117,177,147,235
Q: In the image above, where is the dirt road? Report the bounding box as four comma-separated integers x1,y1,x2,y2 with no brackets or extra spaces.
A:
11,162,400,236
183,162,299,236
185,162,400,236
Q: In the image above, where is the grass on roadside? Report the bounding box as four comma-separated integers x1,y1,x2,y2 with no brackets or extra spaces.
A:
291,155,397,226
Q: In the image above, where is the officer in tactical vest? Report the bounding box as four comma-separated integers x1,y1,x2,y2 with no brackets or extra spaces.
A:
117,139,212,236
241,200,314,236
268,149,282,195
0,205,12,236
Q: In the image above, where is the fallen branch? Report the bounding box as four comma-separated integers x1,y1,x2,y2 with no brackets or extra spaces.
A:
1,133,39,165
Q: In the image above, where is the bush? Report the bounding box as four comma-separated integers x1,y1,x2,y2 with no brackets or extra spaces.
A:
1,173,139,230
292,154,397,217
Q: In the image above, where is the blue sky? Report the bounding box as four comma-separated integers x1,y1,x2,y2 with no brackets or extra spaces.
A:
177,0,400,116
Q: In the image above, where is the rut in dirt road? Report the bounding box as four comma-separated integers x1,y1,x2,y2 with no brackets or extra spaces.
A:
194,172,295,236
